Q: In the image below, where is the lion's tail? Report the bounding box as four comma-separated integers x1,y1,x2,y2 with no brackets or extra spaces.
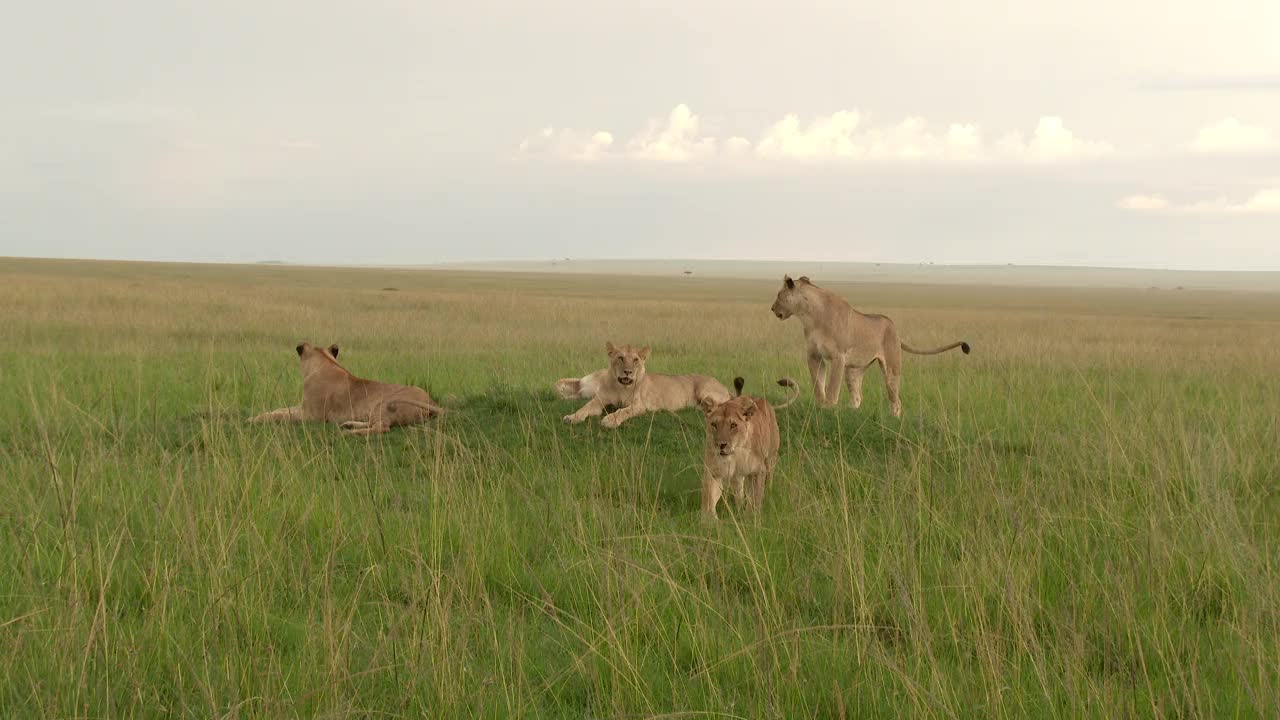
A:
736,376,799,409
773,378,800,409
901,340,971,356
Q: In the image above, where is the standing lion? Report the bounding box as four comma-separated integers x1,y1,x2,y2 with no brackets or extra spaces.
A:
770,275,969,416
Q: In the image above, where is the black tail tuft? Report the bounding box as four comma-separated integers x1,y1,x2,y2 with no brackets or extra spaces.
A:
733,377,745,396
961,342,971,354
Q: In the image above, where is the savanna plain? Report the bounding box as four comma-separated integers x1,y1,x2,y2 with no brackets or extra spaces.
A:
2,257,1278,719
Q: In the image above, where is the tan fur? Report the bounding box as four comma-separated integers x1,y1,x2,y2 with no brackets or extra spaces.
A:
770,275,970,417
699,379,783,519
562,342,731,428
249,342,444,435
554,369,609,400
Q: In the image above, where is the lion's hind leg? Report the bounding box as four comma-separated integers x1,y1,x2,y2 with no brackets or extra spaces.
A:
844,363,869,409
555,378,583,399
557,371,603,400
344,423,391,436
876,353,903,418
696,385,731,410
248,406,304,423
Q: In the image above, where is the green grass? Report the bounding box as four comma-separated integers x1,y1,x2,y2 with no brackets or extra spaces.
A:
1,257,1278,718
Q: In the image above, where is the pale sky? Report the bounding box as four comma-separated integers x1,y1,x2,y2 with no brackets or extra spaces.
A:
2,0,1278,270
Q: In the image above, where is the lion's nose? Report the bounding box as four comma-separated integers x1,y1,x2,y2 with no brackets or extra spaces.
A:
718,443,728,451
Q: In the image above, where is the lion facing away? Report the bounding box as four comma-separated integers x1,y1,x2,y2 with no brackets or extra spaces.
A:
561,342,732,428
770,275,970,417
700,377,797,519
249,342,444,435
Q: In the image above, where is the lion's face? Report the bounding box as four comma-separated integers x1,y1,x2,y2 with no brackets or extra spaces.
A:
605,342,650,387
702,397,756,456
770,275,808,320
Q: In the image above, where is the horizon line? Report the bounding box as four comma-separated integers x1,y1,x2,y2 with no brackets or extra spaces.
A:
5,254,1280,275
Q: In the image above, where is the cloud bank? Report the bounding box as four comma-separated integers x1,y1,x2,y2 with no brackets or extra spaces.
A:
1117,188,1280,214
520,105,1113,166
1189,117,1276,154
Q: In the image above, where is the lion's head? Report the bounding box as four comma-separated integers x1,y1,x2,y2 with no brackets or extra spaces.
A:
770,275,811,320
605,341,650,387
295,341,341,372
701,396,757,457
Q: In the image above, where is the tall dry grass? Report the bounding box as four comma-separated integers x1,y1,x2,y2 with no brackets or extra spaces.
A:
1,257,1277,718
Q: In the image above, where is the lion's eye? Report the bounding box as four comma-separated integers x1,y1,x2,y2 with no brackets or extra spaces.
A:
730,422,738,430
709,423,717,431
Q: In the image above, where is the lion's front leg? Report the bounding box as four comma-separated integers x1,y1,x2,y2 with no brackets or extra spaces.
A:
563,396,605,424
806,352,827,404
824,360,845,406
248,406,304,423
701,471,724,521
748,471,768,511
600,404,643,429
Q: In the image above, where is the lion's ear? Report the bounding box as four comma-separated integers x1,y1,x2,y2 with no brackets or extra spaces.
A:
798,276,810,284
605,341,617,356
328,344,339,359
638,346,651,361
296,343,306,356
784,275,795,289
700,396,719,415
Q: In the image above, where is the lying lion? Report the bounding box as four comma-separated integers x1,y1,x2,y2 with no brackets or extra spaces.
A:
555,369,607,401
249,342,444,435
700,377,797,519
770,275,970,417
561,342,732,428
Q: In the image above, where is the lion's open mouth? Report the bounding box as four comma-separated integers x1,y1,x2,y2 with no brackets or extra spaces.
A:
617,377,633,386
718,449,732,456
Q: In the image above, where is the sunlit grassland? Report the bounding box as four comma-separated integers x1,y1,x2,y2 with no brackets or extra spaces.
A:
1,257,1278,718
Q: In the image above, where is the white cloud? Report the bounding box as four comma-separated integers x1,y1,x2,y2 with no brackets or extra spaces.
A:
994,117,1113,162
520,106,1113,166
580,131,614,160
1189,117,1274,153
756,111,864,159
1118,187,1280,214
944,123,983,161
724,136,752,156
752,113,996,162
625,104,716,162
517,126,613,161
1116,194,1170,211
